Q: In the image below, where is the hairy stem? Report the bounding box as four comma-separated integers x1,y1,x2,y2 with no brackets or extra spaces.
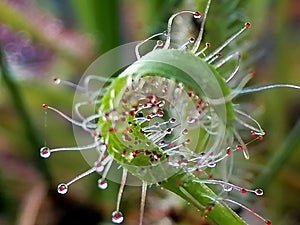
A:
161,172,247,225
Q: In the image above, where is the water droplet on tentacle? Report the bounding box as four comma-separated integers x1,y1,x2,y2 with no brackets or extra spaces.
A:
193,11,201,19
255,189,264,196
223,185,233,192
53,77,61,84
98,179,108,190
94,161,104,173
111,211,124,224
40,146,51,158
57,183,68,194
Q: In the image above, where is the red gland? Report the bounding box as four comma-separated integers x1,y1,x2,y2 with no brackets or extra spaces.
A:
156,40,164,47
108,128,117,133
57,183,68,194
42,104,48,109
59,186,65,191
92,132,99,137
176,179,183,185
156,110,164,117
193,11,201,19
42,149,48,155
245,22,251,29
205,206,212,213
265,220,272,225
258,136,264,141
241,188,247,194
236,145,243,151
194,168,201,175
125,128,132,133
182,129,189,135
170,118,176,123
249,69,256,77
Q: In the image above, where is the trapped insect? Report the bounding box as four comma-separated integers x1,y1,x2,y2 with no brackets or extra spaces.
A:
40,0,299,224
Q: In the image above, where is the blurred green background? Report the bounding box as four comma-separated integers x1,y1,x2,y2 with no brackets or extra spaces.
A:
0,0,300,224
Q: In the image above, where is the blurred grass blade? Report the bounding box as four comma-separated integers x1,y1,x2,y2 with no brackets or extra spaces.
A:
146,0,182,33
70,0,120,53
254,120,300,189
0,49,51,182
0,1,88,68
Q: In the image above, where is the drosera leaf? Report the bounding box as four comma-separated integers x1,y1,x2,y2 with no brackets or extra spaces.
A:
39,2,284,224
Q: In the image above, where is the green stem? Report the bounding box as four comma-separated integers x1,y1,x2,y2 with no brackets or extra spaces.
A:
161,173,246,225
161,172,247,225
0,49,52,182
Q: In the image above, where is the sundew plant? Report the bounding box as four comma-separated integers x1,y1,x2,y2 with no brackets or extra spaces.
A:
39,1,300,225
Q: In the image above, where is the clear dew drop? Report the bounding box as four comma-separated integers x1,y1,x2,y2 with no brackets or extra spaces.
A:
53,77,61,84
112,211,124,224
189,37,195,44
156,40,164,47
223,185,233,192
193,11,201,19
163,30,169,37
182,129,189,135
99,143,108,151
57,183,68,194
40,147,51,158
94,162,104,173
98,178,108,189
255,189,264,196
